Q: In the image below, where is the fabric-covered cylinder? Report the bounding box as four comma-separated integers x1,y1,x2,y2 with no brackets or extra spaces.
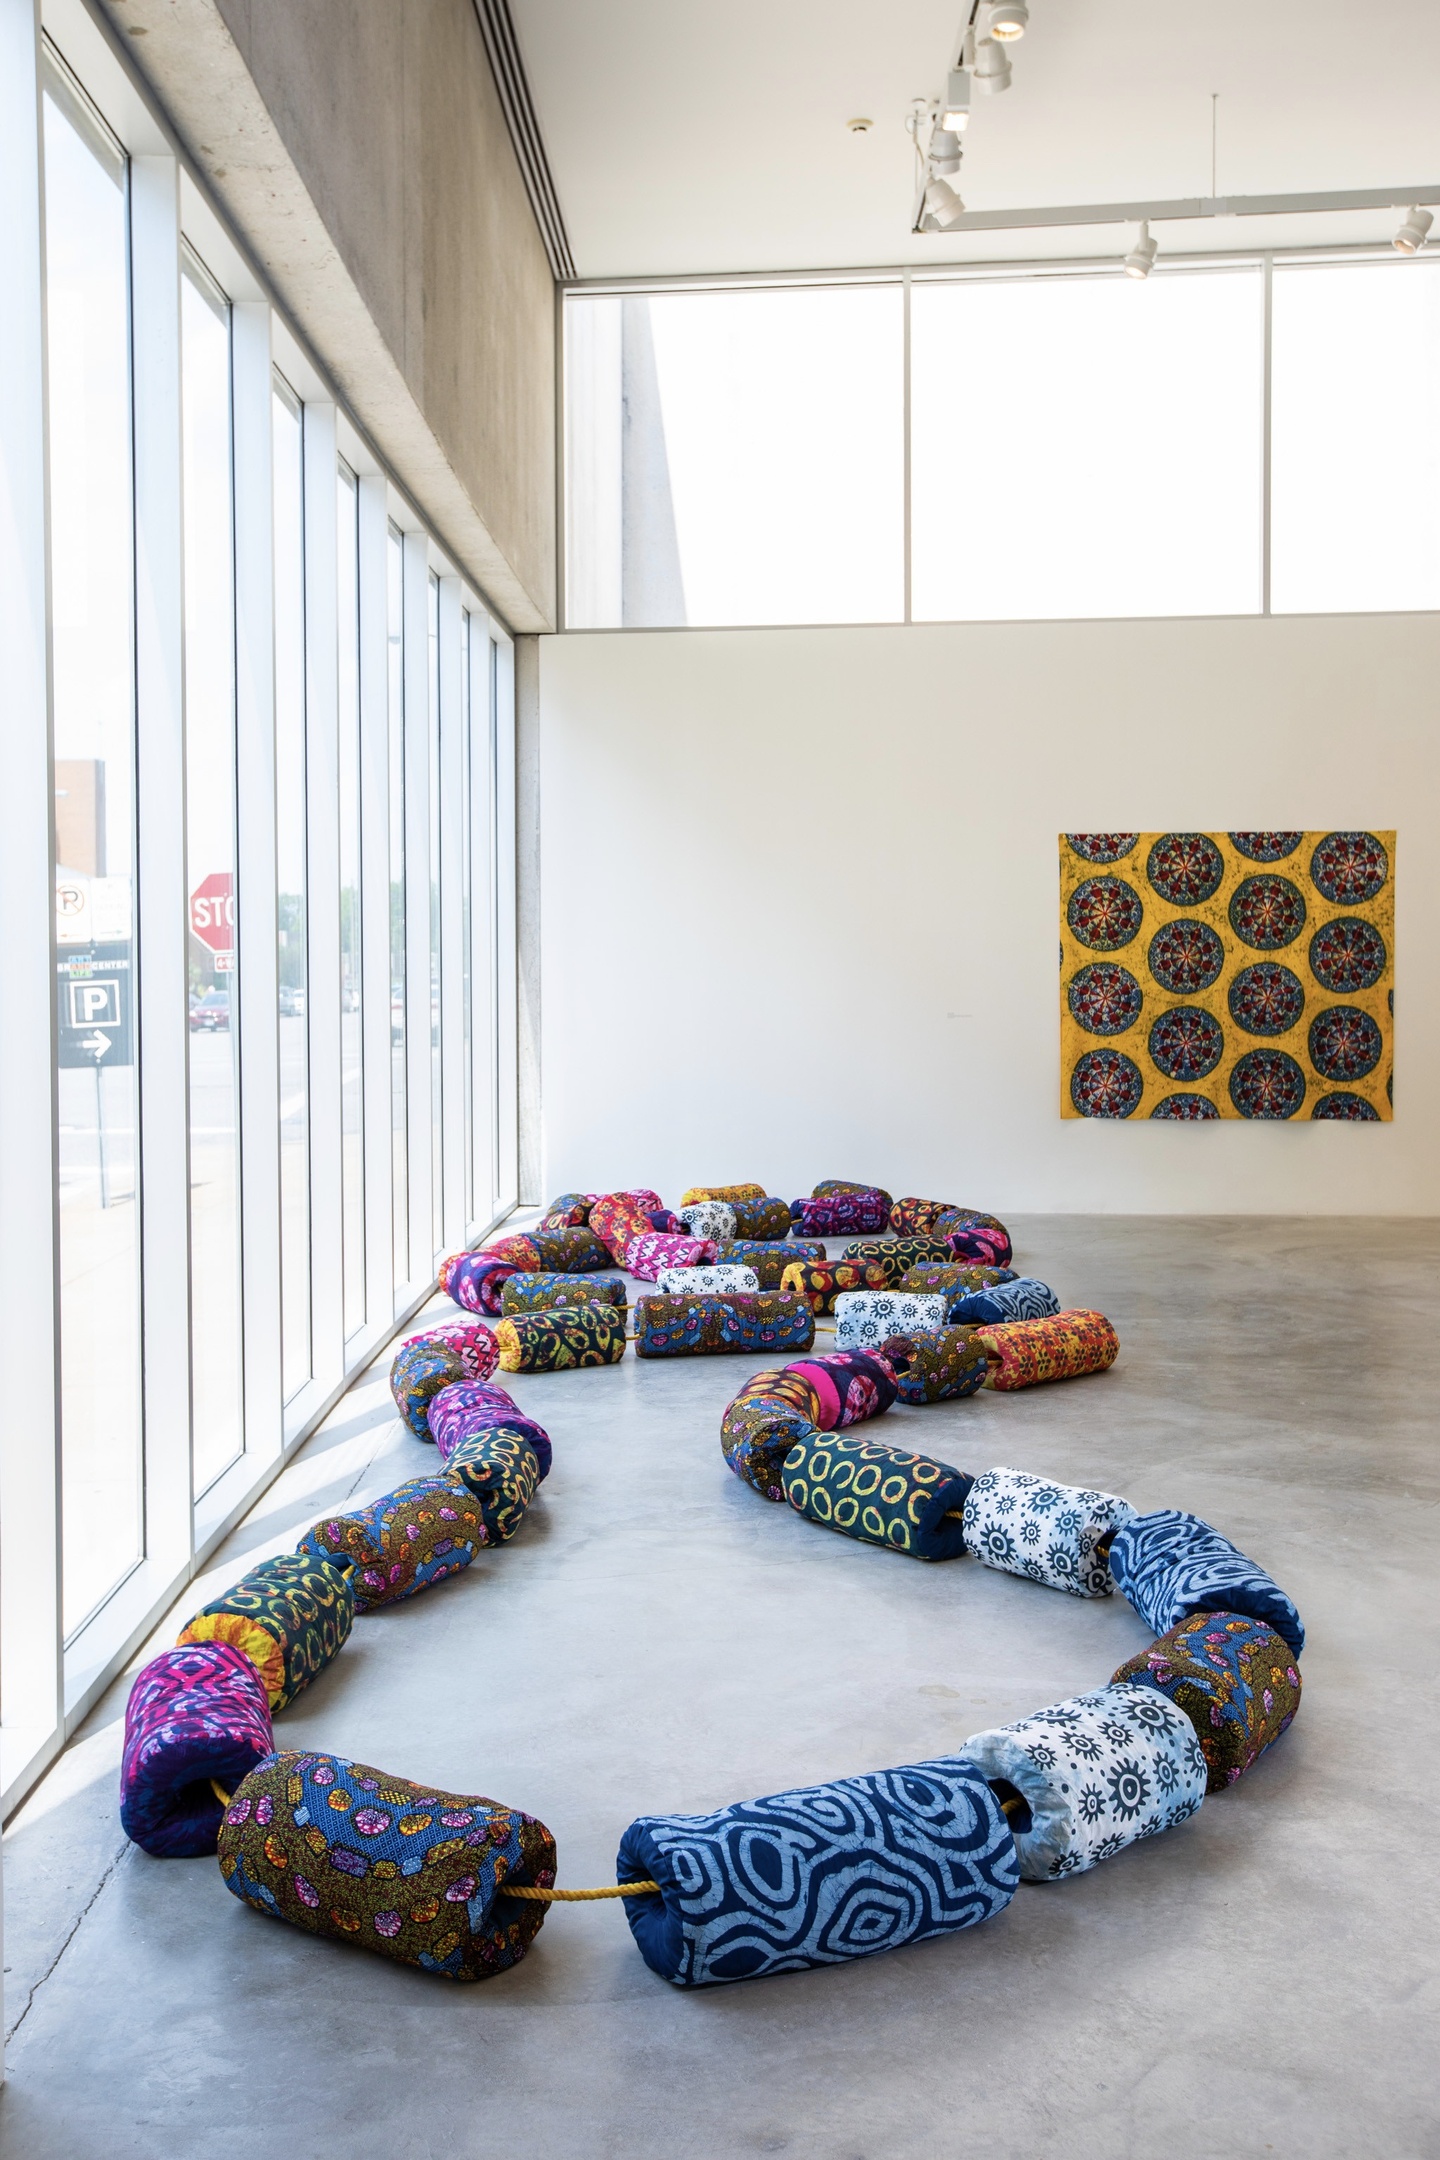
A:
1108,1510,1305,1659
715,1239,824,1288
975,1311,1120,1390
790,1190,890,1236
539,1191,595,1228
962,1466,1135,1597
483,1232,544,1268
680,1183,767,1207
120,1643,275,1858
834,1291,948,1350
840,1238,955,1286
298,1478,486,1612
814,1179,895,1212
898,1264,1016,1297
888,1197,957,1236
217,1750,557,1982
590,1189,668,1261
881,1328,988,1405
524,1226,614,1272
442,1428,544,1544
390,1340,465,1441
656,1263,760,1296
948,1278,1062,1325
936,1216,1013,1267
499,1272,627,1316
779,1351,897,1428
720,1394,818,1501
677,1200,736,1242
729,1196,792,1242
782,1433,972,1560
625,1231,720,1281
779,1259,888,1313
177,1552,355,1710
634,1292,814,1359
494,1305,627,1372
426,1381,553,1478
440,1251,517,1316
960,1682,1206,1881
616,1756,1016,1986
1112,1611,1303,1791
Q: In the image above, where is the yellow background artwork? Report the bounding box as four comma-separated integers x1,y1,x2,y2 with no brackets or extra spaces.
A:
1059,832,1394,1121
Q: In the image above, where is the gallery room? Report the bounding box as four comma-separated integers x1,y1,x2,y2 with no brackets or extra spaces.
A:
0,0,1434,2151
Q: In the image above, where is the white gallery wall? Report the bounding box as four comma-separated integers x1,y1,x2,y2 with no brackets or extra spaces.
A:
538,614,1440,1214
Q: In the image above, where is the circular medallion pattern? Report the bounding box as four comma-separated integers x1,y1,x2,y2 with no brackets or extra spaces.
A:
1310,831,1388,905
1065,833,1139,864
1308,1006,1383,1082
1146,833,1224,907
1148,1006,1224,1082
1312,1093,1380,1121
1308,916,1387,994
1070,1049,1144,1119
1227,832,1303,862
1150,1094,1221,1120
1067,963,1143,1037
1229,874,1307,950
1227,962,1305,1038
1147,918,1224,995
1229,1049,1307,1120
1067,876,1144,951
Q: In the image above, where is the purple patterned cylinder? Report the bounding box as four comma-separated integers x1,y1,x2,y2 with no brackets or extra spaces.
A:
789,1191,891,1236
119,1641,275,1858
439,1252,517,1316
427,1380,553,1479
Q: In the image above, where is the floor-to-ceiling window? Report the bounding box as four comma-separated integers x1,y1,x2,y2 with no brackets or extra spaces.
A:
386,522,410,1302
337,461,366,1343
272,375,312,1404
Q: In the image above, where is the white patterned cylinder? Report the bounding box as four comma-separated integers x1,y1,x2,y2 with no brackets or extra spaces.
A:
655,1264,761,1296
833,1291,948,1350
962,1466,1135,1596
678,1201,736,1241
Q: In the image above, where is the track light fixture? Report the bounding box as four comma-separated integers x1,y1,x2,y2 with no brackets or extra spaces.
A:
985,0,1029,38
1124,220,1158,279
924,177,967,230
941,68,972,132
929,128,963,175
1393,206,1434,254
973,37,1013,94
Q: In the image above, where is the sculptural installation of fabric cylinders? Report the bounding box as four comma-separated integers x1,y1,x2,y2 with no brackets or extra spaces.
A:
397,1320,499,1382
974,1311,1120,1390
840,1238,957,1286
677,1200,736,1242
1111,1611,1302,1791
715,1239,824,1288
494,1304,627,1372
888,1197,958,1236
655,1263,760,1296
625,1230,720,1281
790,1190,891,1236
119,1643,275,1857
176,1552,356,1710
440,1251,517,1316
616,1756,1017,1986
729,1196,792,1242
960,1682,1206,1881
1108,1510,1306,1659
720,1394,819,1501
881,1328,988,1405
899,1264,1016,1296
782,1433,973,1560
779,1259,887,1312
947,1278,1062,1325
426,1381,553,1477
962,1466,1135,1597
539,1191,595,1228
680,1183,767,1207
498,1272,627,1316
390,1339,466,1440
298,1478,486,1611
524,1226,614,1272
813,1179,894,1213
634,1292,814,1359
834,1291,949,1350
937,1217,1014,1267
442,1428,545,1544
217,1750,557,1982
780,1351,898,1428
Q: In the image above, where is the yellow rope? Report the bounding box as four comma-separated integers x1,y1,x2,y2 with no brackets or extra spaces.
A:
500,1881,660,1901
212,1780,232,1808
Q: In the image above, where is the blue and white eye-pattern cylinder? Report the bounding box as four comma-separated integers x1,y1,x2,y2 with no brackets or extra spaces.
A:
962,1466,1136,1597
678,1201,736,1242
833,1291,949,1350
961,1682,1207,1880
655,1263,760,1296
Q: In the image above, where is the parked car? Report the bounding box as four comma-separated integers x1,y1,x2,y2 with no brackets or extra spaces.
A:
278,984,306,1017
189,991,230,1032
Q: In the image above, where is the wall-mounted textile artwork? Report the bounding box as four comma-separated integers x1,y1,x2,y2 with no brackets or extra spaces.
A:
1059,832,1394,1121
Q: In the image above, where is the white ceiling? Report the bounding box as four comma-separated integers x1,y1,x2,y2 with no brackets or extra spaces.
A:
508,0,1440,278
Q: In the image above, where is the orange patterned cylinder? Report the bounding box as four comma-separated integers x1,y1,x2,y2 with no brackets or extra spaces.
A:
974,1310,1120,1390
679,1183,767,1206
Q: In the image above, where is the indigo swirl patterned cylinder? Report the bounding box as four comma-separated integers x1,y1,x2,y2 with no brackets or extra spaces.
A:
616,1757,1017,1985
782,1432,972,1560
120,1642,275,1857
962,1466,1135,1597
947,1277,1061,1325
1108,1510,1305,1658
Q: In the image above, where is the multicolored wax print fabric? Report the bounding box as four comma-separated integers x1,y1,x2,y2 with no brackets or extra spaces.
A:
782,1434,972,1561
935,1216,1014,1266
494,1305,627,1372
715,1239,824,1287
881,1328,988,1405
176,1552,355,1710
440,1251,516,1315
959,1682,1207,1881
390,1340,467,1440
962,1466,1135,1597
499,1272,627,1315
779,1259,888,1312
617,1757,1017,1986
442,1428,544,1544
679,1184,767,1207
975,1311,1120,1390
1060,831,1395,1120
780,1352,898,1428
217,1750,556,1982
539,1192,595,1228
1108,1509,1306,1659
790,1191,891,1235
840,1239,959,1285
624,1231,720,1281
589,1190,667,1262
728,1197,793,1242
398,1321,499,1383
720,1394,818,1501
426,1381,553,1478
1111,1611,1302,1792
120,1642,275,1857
898,1264,1015,1296
523,1226,614,1272
297,1478,486,1612
888,1197,956,1235
813,1180,894,1212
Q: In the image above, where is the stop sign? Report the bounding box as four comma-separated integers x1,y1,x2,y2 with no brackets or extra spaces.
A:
190,872,236,952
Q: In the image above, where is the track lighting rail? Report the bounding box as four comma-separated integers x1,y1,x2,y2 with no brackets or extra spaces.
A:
934,184,1440,234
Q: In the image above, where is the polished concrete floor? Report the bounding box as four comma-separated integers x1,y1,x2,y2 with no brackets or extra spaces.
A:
4,1216,1438,2159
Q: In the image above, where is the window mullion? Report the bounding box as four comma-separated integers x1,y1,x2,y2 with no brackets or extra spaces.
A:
301,400,343,1393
